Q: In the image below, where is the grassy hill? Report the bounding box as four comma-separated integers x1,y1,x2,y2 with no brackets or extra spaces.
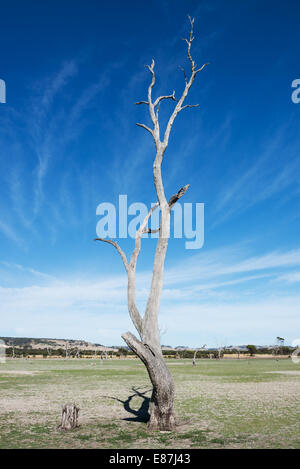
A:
0,336,116,352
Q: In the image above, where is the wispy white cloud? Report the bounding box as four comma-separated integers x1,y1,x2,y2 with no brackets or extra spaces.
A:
0,273,298,346
10,167,34,232
0,220,23,247
0,261,55,281
164,245,300,288
1,58,115,247
276,271,300,283
31,61,79,216
214,128,300,224
159,295,300,346
1,243,300,345
40,61,78,111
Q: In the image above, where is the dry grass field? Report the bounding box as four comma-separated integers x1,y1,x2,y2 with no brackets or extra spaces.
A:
0,357,299,449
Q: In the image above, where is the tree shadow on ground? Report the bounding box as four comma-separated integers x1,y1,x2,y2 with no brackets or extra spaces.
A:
104,387,151,423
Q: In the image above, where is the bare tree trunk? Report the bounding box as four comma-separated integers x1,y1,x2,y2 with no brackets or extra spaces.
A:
65,342,69,359
122,332,175,430
193,350,197,366
148,361,175,430
96,17,208,431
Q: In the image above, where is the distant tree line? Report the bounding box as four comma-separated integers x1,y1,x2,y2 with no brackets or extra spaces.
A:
4,346,136,358
4,345,294,358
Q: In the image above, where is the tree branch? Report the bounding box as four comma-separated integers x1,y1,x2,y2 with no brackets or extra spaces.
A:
195,63,209,74
153,91,177,108
146,60,157,129
142,184,190,347
121,331,151,364
125,202,159,338
180,104,199,110
168,184,190,208
162,17,208,148
110,17,204,354
130,203,159,270
136,123,153,136
178,66,187,85
127,182,190,291
143,227,160,234
94,238,143,336
127,270,144,337
94,238,129,272
136,60,165,147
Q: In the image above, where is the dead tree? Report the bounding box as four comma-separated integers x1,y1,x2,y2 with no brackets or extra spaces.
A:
273,336,284,357
8,340,15,359
217,347,223,359
193,344,206,365
58,403,80,430
65,342,69,359
95,17,208,431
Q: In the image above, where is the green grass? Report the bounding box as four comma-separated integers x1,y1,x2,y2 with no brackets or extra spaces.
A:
0,357,299,448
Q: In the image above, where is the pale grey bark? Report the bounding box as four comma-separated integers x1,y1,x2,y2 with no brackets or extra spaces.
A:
193,350,197,366
65,342,69,359
58,403,79,430
95,16,208,430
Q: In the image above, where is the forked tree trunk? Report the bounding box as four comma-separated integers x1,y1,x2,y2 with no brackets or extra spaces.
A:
96,16,208,432
122,331,175,430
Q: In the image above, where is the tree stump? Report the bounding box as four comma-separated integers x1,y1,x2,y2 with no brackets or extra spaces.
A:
58,403,80,430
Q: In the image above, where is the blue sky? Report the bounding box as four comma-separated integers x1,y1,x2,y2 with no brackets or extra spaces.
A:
0,0,300,347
